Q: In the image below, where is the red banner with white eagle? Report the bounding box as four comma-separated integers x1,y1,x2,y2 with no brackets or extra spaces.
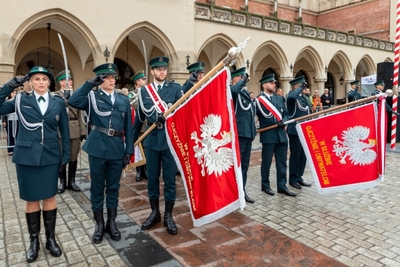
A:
296,100,386,194
165,67,245,227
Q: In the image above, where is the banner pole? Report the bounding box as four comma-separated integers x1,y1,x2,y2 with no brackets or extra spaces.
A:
390,0,400,149
134,37,251,146
257,94,381,133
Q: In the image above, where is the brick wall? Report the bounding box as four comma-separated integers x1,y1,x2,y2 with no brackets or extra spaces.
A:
195,0,390,41
317,1,390,41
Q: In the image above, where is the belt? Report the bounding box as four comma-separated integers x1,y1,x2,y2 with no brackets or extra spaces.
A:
69,117,78,121
92,125,124,137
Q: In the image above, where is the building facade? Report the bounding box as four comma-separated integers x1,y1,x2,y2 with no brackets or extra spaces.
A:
0,0,396,103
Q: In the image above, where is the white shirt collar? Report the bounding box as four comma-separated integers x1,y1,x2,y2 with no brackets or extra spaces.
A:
34,92,49,102
100,89,114,97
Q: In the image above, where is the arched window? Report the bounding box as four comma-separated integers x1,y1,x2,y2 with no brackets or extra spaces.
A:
295,70,310,86
324,72,335,101
114,58,134,89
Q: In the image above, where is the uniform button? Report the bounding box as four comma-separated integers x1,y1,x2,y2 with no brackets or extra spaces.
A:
111,108,114,111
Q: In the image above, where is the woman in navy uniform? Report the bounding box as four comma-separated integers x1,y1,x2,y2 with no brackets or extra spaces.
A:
133,56,182,235
0,66,70,262
68,63,133,244
230,67,256,203
286,75,312,190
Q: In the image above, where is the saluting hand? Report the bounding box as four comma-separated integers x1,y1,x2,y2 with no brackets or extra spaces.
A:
6,74,29,89
88,73,108,86
188,71,198,84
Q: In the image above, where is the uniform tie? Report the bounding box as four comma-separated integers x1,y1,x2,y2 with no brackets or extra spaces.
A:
157,84,162,93
38,96,45,102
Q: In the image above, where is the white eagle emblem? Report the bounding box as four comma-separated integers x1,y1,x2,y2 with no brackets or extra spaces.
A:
191,114,233,176
332,126,377,165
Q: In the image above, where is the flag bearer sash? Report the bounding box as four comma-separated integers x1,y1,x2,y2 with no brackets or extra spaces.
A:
144,83,168,113
296,101,386,194
165,67,245,227
257,95,282,121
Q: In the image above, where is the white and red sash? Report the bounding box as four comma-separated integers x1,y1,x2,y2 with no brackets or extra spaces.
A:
257,95,282,121
144,83,168,113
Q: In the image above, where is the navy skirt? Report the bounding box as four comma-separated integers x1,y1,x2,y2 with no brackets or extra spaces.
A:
15,163,59,201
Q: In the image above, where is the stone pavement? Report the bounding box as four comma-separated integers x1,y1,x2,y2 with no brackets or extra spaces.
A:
1,135,400,266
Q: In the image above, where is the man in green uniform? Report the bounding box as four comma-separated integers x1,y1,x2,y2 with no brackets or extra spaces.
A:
256,74,296,197
68,63,133,244
286,76,312,190
131,70,147,181
372,80,385,95
54,70,85,193
347,80,361,102
230,67,256,203
133,56,182,235
182,61,205,93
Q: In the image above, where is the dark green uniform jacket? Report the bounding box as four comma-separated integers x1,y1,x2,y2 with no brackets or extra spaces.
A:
0,85,70,165
68,82,133,159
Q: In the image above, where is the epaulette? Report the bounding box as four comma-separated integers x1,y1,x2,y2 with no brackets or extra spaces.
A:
51,92,64,99
169,81,181,86
116,91,128,97
21,91,33,97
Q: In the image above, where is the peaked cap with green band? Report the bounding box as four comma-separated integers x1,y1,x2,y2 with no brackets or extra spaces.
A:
187,62,205,73
149,56,169,68
93,63,117,75
55,70,73,83
132,70,146,82
289,75,305,85
259,73,277,84
374,80,385,86
231,67,246,78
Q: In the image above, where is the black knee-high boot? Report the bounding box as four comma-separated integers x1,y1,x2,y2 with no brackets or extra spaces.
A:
43,209,62,257
58,168,66,194
67,161,81,191
26,210,41,262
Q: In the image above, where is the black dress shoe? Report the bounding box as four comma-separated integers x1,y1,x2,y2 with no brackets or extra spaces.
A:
261,188,275,196
135,172,142,182
289,182,302,189
245,194,255,203
299,180,312,187
278,189,297,197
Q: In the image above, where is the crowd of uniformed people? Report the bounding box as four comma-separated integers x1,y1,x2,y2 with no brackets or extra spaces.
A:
5,55,382,263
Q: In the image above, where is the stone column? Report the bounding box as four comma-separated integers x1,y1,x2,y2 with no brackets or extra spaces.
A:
313,78,327,94
0,63,15,83
279,77,292,96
